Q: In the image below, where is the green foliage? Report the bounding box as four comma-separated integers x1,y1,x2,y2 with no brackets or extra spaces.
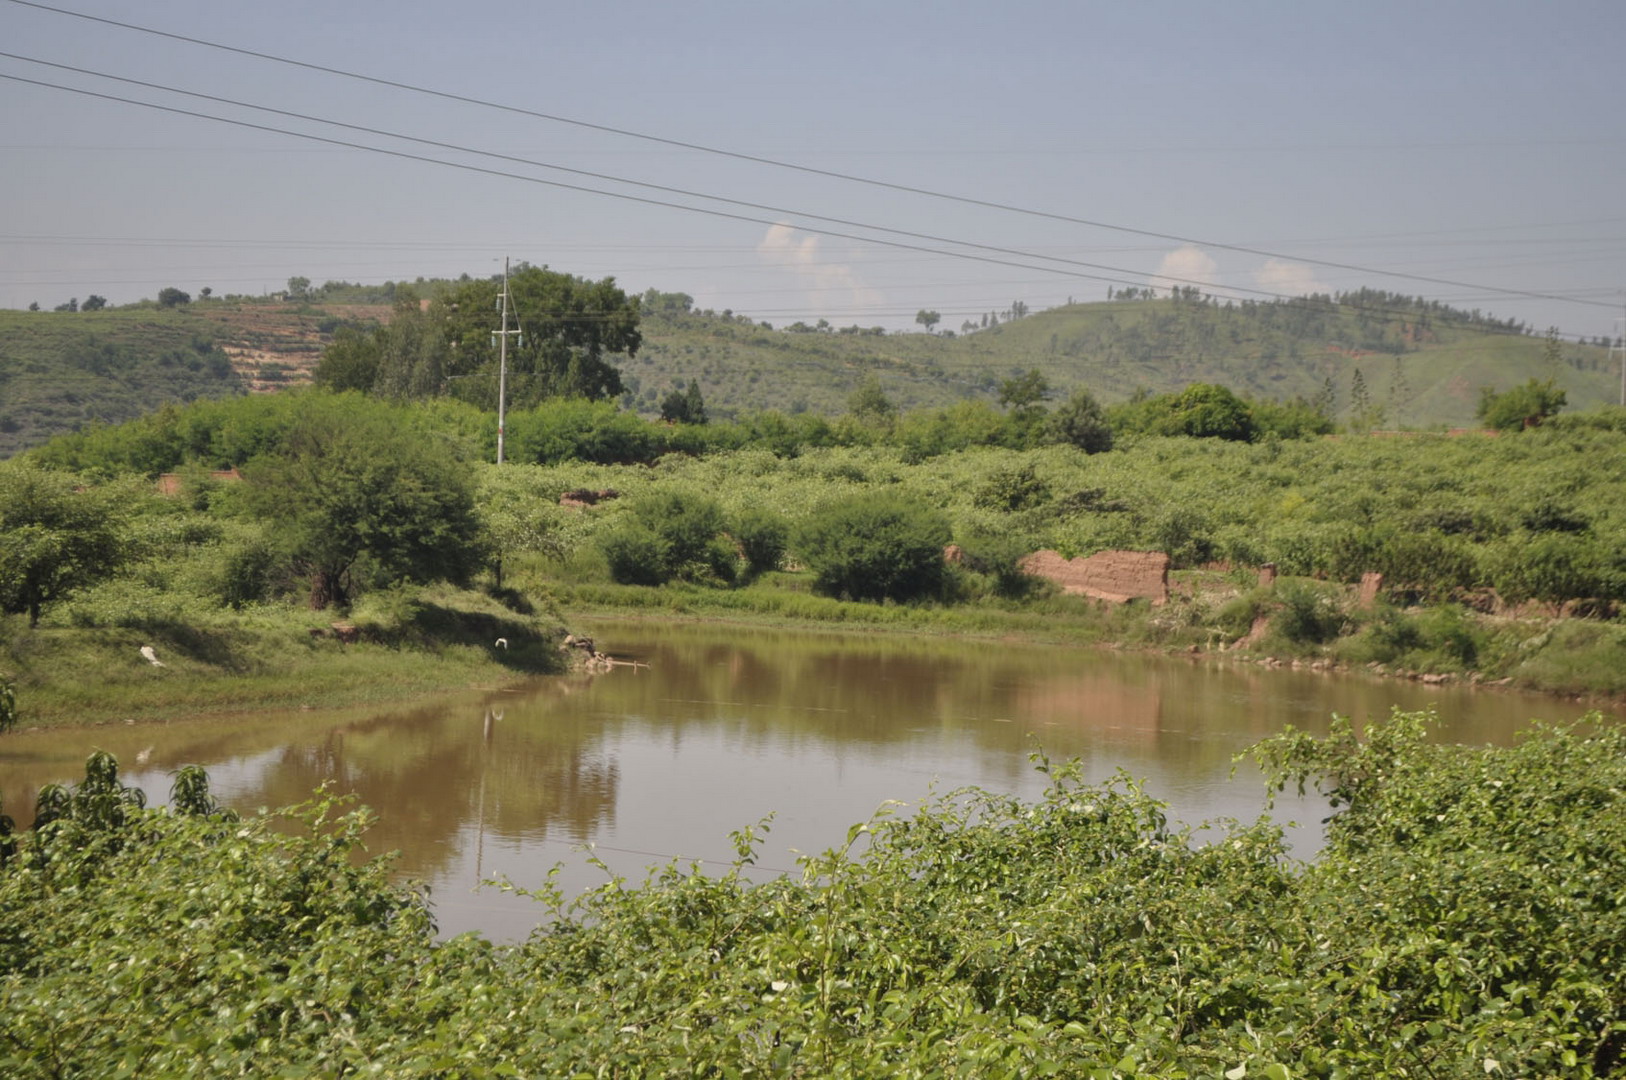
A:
795,494,951,602
1248,395,1334,439
632,489,730,582
598,521,673,585
436,265,640,406
658,379,707,424
0,460,131,626
311,324,382,393
730,506,789,579
242,396,484,608
155,286,191,308
6,720,1625,1074
972,460,1050,512
0,673,14,735
1109,382,1257,441
599,489,735,586
1343,603,1487,671
506,397,657,465
1478,376,1568,430
1047,388,1114,452
1486,531,1624,605
1268,581,1347,647
954,530,1041,599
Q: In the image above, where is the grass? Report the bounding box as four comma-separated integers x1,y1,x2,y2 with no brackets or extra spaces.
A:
0,584,568,729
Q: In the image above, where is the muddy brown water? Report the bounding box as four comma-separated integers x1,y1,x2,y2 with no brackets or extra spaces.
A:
2,618,1613,941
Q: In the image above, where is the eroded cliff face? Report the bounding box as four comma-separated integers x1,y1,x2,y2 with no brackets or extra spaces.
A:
1018,549,1170,605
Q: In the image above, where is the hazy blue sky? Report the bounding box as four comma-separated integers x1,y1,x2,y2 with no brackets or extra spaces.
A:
3,0,1624,338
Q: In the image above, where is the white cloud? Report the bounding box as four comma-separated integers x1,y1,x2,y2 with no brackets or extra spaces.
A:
1254,258,1331,298
1150,245,1219,296
756,222,883,321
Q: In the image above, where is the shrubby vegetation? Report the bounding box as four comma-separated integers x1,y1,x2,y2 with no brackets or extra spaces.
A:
794,494,952,603
8,388,1626,703
2,715,1622,1075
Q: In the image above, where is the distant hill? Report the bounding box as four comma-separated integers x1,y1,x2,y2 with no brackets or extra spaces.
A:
0,299,382,457
3,285,1618,457
628,290,1619,428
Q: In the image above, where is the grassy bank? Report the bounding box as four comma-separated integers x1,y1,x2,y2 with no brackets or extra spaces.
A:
0,585,567,729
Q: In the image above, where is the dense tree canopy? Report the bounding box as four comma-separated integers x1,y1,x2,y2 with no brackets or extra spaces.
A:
0,461,128,626
242,397,484,608
1048,388,1114,453
1478,377,1568,431
312,266,640,407
795,494,951,602
436,265,640,407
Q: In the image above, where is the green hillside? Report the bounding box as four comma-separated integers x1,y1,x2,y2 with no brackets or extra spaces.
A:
629,291,1620,429
0,308,249,458
4,284,1619,458
0,299,386,458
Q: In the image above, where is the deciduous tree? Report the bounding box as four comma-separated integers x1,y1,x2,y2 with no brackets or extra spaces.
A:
0,462,129,627
435,265,640,407
1477,378,1567,431
1048,389,1114,453
243,397,484,608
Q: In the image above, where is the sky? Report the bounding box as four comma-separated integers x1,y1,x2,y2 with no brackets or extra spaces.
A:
3,0,1625,340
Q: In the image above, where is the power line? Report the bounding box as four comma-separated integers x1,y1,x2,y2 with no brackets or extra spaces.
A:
0,67,1595,343
5,0,1615,313
0,51,1333,306
0,68,1352,315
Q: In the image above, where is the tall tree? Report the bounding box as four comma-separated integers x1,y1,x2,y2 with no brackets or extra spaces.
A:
435,265,640,407
914,309,941,334
660,380,708,424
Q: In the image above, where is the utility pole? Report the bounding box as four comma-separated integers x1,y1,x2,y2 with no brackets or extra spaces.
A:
491,258,522,464
1610,299,1626,408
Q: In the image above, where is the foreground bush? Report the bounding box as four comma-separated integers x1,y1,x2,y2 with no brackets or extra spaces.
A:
3,714,1622,1076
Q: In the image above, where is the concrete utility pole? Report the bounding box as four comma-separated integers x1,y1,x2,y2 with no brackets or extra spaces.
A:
491,258,522,464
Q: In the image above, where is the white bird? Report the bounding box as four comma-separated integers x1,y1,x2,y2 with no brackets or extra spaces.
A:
494,637,508,649
139,645,165,667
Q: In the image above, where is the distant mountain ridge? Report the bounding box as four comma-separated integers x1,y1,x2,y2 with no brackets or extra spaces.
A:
2,286,1618,457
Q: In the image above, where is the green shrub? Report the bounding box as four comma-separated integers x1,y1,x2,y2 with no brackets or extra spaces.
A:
217,539,278,608
0,673,14,735
955,531,1040,600
598,521,670,586
794,494,951,602
1149,506,1215,569
632,490,724,572
1487,533,1621,604
730,507,788,579
1270,582,1346,647
972,462,1050,512
1216,590,1266,640
1341,605,1424,664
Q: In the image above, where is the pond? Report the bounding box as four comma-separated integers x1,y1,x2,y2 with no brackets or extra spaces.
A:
1,618,1611,940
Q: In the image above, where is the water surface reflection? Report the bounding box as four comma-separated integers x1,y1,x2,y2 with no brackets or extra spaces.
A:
1,619,1611,940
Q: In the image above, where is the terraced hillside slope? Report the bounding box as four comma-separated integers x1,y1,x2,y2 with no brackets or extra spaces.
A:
3,287,1618,456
